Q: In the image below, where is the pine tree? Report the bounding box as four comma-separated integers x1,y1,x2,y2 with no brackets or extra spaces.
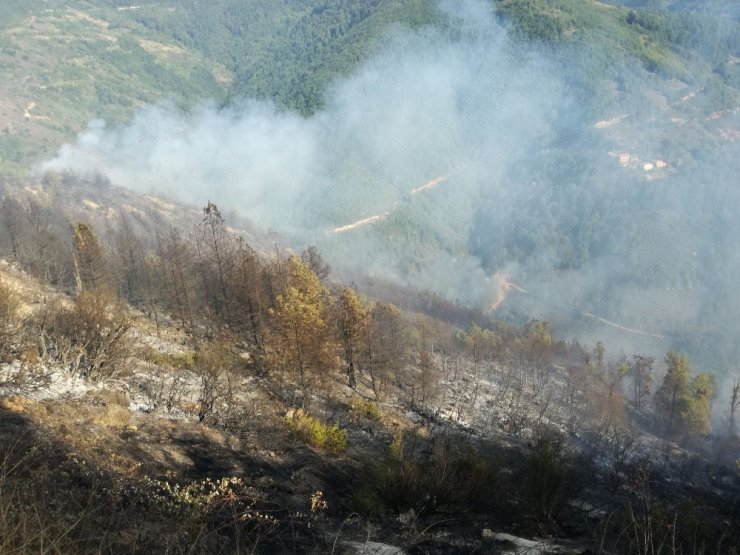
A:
365,302,407,400
628,355,654,414
335,287,370,389
655,352,714,437
265,256,339,407
655,352,690,433
684,373,714,436
72,222,107,292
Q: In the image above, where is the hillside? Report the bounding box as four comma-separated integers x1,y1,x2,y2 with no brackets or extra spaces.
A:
1,2,738,360
0,0,438,174
0,175,738,553
2,0,736,170
0,3,740,550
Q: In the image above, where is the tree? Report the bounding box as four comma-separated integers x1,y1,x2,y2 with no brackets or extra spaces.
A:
526,321,554,369
230,240,267,351
0,196,25,260
594,341,605,375
684,372,714,436
195,202,235,327
628,355,654,414
50,287,131,379
301,245,331,281
26,198,73,288
265,256,339,407
72,222,107,292
591,358,629,437
655,352,714,437
463,323,496,373
335,287,370,389
728,380,740,436
460,323,496,416
194,338,238,422
111,213,161,331
525,321,554,398
365,302,407,401
655,352,690,433
156,227,196,335
417,350,442,412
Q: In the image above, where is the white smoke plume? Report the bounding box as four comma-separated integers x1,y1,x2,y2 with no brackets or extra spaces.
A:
41,0,740,377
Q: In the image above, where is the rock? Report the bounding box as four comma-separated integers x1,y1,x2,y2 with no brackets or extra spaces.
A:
481,528,495,539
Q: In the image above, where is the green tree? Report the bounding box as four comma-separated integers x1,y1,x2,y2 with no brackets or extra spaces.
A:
655,352,690,433
655,352,714,437
265,256,339,407
335,286,370,389
685,372,714,436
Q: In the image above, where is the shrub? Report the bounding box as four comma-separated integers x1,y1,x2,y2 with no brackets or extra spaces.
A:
352,397,382,421
515,434,590,534
0,280,19,360
48,287,131,379
94,404,132,429
521,438,566,522
353,431,496,516
285,413,347,453
143,347,196,370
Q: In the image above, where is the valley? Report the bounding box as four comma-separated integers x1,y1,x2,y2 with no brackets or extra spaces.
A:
0,0,739,553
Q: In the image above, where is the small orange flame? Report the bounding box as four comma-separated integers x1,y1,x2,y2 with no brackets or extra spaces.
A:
489,272,527,312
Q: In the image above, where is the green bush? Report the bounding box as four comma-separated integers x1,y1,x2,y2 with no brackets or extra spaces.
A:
353,432,496,516
144,348,196,370
353,398,382,421
286,413,347,453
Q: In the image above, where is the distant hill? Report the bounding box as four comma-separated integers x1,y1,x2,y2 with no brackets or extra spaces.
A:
2,0,740,375
2,0,737,172
0,0,436,173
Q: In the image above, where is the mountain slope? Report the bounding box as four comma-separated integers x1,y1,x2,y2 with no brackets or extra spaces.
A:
3,0,740,375
0,0,438,173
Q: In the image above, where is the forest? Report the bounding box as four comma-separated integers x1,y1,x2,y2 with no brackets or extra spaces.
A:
0,174,738,552
0,0,739,552
8,0,734,376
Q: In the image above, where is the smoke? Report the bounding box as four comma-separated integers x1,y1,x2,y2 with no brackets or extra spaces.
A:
41,0,740,375
43,3,561,220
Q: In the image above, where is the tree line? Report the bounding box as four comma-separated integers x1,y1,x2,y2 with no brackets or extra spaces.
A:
0,178,736,444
